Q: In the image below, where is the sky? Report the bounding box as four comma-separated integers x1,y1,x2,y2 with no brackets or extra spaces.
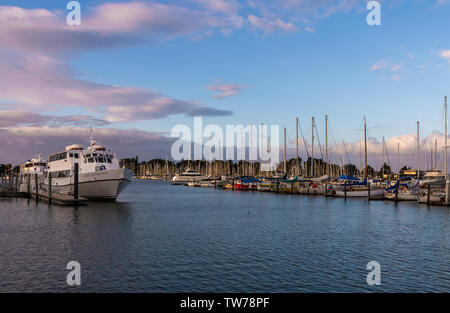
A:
0,0,450,171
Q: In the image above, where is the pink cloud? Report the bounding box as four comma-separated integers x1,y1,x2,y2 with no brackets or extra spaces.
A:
248,14,299,33
0,42,231,122
0,126,175,164
206,83,246,99
0,2,244,55
439,50,450,59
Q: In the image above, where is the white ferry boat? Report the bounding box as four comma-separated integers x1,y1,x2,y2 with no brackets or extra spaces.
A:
18,153,47,192
172,169,208,185
44,132,133,200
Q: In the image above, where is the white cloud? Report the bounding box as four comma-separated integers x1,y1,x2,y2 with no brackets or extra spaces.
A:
248,15,299,34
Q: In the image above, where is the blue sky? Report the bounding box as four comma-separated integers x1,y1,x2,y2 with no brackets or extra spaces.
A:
1,0,450,166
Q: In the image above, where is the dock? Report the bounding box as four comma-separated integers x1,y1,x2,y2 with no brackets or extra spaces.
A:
0,190,28,198
33,191,88,206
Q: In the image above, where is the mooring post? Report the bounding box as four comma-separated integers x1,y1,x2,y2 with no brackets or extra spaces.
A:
446,179,450,206
27,174,31,199
427,184,430,205
35,173,38,202
232,178,235,190
324,182,327,196
48,174,52,205
276,179,279,193
395,181,399,203
368,182,371,201
74,163,79,200
344,182,347,199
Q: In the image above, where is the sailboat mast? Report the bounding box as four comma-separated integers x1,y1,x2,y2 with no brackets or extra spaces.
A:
445,96,448,180
382,137,385,178
364,117,368,179
417,121,420,179
435,138,437,170
284,127,287,175
296,117,299,176
311,117,315,177
397,143,400,180
325,115,328,177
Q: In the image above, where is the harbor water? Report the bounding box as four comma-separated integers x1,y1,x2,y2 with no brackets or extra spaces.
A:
0,180,448,292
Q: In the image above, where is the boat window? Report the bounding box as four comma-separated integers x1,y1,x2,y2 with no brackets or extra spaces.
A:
107,158,112,163
88,158,95,163
98,157,105,163
95,165,107,171
50,170,71,178
69,153,74,158
74,154,79,159
93,153,98,157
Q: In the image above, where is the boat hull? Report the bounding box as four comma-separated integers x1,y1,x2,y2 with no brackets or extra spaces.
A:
46,168,132,200
334,188,385,197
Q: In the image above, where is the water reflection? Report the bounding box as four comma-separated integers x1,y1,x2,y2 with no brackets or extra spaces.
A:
0,181,448,292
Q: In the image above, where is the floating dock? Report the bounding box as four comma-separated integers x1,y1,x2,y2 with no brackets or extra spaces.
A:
32,191,88,206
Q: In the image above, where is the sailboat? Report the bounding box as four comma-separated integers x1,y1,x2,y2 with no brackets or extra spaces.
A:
418,96,449,204
334,117,385,197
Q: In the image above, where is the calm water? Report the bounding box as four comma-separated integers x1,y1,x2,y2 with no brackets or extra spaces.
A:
0,180,448,292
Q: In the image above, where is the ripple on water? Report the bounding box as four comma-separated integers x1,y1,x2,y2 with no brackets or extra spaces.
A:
0,180,449,292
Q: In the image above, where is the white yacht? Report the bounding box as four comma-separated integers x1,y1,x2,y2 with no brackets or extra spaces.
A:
44,132,133,200
18,153,47,192
419,170,445,187
171,169,208,185
19,153,47,178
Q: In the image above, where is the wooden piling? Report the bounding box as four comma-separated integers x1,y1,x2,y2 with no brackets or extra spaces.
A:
427,184,430,205
27,174,31,199
344,182,347,199
367,182,371,201
35,173,39,202
48,174,52,205
74,163,79,200
395,181,399,203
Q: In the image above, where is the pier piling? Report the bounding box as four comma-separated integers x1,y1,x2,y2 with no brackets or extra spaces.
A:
395,181,399,203
367,182,371,201
48,174,52,205
34,173,38,202
27,174,31,199
74,163,79,200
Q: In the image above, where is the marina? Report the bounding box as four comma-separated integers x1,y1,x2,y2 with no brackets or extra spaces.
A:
0,0,449,296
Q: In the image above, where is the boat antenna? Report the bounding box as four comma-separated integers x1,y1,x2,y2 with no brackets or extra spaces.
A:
90,127,96,147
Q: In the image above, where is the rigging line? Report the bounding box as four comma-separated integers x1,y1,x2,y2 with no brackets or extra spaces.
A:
343,142,351,166
383,139,391,167
344,142,357,176
327,121,340,157
314,123,324,160
298,118,310,158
